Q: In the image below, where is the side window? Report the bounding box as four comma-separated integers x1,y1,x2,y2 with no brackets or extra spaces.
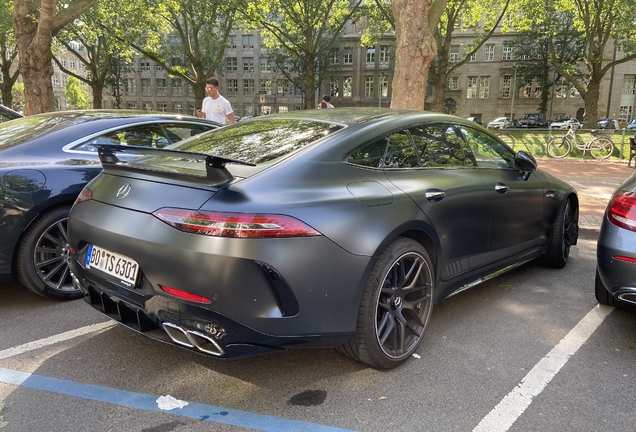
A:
162,123,216,145
410,123,469,168
460,126,516,169
384,130,418,169
347,137,389,168
72,132,122,152
121,125,167,148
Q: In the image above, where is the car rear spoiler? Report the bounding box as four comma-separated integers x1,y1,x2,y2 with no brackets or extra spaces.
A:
96,144,255,186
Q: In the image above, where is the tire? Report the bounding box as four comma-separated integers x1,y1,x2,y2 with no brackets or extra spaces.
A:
543,199,574,268
16,206,81,300
546,137,571,158
589,138,614,159
594,268,616,306
338,238,434,369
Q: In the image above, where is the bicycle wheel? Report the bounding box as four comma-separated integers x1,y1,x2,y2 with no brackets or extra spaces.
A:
495,132,515,150
589,137,614,159
546,137,572,158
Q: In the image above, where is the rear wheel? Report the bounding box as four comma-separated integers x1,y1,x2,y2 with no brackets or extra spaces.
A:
589,137,614,159
16,206,81,300
594,268,616,306
543,199,574,268
546,137,571,158
339,238,434,369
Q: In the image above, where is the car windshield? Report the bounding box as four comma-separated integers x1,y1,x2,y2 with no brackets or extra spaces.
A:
171,119,344,164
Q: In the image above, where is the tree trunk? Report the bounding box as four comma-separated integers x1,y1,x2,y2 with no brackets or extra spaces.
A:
194,74,207,109
91,81,103,109
390,0,438,110
304,55,316,109
582,79,600,129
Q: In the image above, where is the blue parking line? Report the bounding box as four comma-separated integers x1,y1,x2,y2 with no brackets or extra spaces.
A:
0,367,355,432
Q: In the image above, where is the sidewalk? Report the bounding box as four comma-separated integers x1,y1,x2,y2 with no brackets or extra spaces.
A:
537,158,635,230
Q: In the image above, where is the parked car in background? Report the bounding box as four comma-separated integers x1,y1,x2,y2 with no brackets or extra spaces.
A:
0,104,22,122
596,170,636,309
0,110,220,300
597,118,619,129
550,118,581,130
625,119,636,131
68,108,579,369
518,113,547,128
487,117,513,129
465,116,483,126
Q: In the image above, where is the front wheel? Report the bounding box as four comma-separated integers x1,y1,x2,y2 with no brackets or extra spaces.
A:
589,138,614,159
338,238,434,369
16,206,82,300
543,199,574,268
546,137,572,158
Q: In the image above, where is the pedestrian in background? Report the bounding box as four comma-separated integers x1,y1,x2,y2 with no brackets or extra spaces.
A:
318,101,328,109
322,95,334,108
197,78,235,125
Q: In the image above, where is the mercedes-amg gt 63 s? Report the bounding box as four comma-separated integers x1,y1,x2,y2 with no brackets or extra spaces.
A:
68,108,579,368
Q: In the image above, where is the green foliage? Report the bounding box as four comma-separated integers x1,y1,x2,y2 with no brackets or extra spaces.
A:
65,75,91,109
0,402,7,428
11,83,24,111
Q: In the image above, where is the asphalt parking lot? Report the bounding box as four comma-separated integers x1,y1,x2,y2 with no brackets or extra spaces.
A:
1,158,635,431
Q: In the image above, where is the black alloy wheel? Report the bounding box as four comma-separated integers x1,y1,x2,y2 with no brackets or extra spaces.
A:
17,206,81,300
340,238,434,369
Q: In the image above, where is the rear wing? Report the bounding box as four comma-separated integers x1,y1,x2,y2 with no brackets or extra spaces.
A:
96,144,255,186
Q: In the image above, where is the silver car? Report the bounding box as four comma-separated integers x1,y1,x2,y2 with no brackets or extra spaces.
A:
596,170,636,307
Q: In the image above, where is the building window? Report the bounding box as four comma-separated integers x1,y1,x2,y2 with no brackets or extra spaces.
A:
174,103,182,113
470,53,476,62
467,77,478,99
484,45,494,61
260,58,270,72
126,78,136,93
277,79,292,95
366,48,375,64
279,106,289,113
523,83,533,98
450,46,459,62
343,77,352,97
379,74,388,97
330,51,339,65
243,57,254,72
502,75,512,98
227,79,238,94
79,63,84,70
343,52,353,65
228,35,236,49
53,76,59,87
243,78,254,94
448,76,459,90
158,103,168,112
623,75,635,95
479,77,490,98
156,65,163,71
259,79,272,94
365,76,374,97
62,59,66,67
157,79,167,92
141,78,151,92
70,59,75,68
261,105,272,115
502,46,513,61
172,78,183,92
127,103,137,110
379,46,390,64
330,77,339,97
242,35,254,49
227,57,237,72
143,103,153,111
619,105,633,122
140,59,151,71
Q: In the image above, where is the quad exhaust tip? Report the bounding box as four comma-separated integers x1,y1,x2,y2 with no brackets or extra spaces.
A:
162,322,225,356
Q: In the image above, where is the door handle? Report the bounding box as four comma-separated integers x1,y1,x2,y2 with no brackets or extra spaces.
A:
425,190,446,202
495,183,509,193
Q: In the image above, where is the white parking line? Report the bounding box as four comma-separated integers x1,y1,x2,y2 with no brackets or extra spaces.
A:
473,304,614,432
0,321,116,361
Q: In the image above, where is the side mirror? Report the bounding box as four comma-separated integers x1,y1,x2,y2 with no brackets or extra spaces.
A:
515,150,537,180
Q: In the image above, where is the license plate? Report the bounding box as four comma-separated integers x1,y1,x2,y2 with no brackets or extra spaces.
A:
85,244,139,286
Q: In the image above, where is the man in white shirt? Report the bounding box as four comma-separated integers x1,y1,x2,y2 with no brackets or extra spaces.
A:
196,78,235,125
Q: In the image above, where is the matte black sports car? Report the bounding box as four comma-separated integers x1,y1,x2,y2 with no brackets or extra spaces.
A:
68,108,579,368
0,110,219,299
595,170,636,307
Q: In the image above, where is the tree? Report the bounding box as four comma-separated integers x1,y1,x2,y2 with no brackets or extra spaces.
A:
245,0,364,109
54,0,133,108
111,0,240,108
12,0,98,115
0,0,19,108
519,0,636,128
65,74,90,108
428,0,511,113
11,81,23,111
389,0,450,110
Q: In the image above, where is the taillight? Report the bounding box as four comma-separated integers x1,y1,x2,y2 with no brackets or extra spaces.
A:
76,187,93,204
607,191,636,232
152,208,322,238
159,285,211,304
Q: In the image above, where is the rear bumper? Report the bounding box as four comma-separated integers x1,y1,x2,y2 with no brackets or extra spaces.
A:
597,218,636,305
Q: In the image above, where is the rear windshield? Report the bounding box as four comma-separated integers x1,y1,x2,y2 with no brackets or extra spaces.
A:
0,115,72,150
171,119,344,164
